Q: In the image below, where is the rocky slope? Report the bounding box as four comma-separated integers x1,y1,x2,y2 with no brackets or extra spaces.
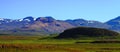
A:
0,16,120,35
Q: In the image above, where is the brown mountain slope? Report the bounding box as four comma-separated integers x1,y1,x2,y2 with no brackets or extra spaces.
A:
25,17,74,33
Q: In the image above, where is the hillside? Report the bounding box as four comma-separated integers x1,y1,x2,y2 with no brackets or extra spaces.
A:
56,27,119,39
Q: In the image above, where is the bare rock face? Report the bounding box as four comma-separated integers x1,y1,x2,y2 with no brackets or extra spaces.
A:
28,17,74,33
36,16,55,23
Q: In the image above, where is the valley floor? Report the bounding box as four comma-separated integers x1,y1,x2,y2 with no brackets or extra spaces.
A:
0,36,120,52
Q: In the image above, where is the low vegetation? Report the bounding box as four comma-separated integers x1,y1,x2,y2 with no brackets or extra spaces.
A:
56,27,119,39
0,35,120,52
0,27,120,52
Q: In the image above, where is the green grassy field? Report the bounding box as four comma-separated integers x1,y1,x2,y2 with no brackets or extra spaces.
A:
0,35,120,52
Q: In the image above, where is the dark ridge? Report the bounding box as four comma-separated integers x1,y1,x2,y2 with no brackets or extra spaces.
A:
91,40,120,43
56,27,119,39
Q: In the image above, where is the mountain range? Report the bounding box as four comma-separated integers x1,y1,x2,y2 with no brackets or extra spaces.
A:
0,16,120,35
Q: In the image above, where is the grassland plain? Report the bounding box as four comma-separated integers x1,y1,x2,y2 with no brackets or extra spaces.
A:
0,35,120,52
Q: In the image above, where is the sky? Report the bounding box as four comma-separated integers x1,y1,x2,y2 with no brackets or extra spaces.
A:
0,0,120,22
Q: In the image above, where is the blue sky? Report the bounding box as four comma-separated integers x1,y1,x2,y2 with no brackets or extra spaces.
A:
0,0,120,22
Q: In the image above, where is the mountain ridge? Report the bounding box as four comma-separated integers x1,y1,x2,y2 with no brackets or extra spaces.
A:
0,16,120,35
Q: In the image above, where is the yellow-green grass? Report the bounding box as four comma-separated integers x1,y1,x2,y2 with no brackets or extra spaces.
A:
0,35,94,44
0,43,120,52
0,35,120,52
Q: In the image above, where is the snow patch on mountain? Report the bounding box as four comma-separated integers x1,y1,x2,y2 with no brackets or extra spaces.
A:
88,21,94,23
0,18,4,21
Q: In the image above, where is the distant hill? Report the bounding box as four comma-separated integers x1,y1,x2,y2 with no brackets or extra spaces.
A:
105,16,120,32
65,19,110,28
0,16,120,35
56,27,119,39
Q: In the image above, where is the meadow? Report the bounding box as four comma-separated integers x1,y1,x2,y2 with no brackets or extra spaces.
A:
0,35,120,52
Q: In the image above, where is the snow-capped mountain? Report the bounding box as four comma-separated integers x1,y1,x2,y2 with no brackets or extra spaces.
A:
106,16,120,31
65,19,110,28
0,18,14,24
0,16,120,35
